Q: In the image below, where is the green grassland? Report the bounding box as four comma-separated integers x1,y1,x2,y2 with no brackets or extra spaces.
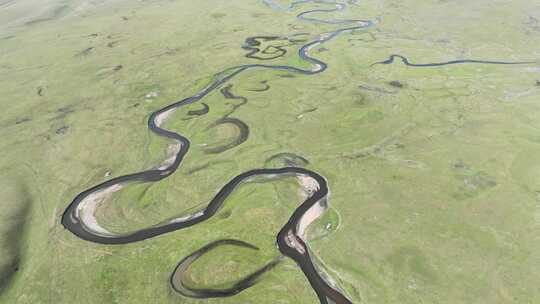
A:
1,0,540,303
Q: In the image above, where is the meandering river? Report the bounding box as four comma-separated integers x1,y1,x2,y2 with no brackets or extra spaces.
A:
61,1,536,303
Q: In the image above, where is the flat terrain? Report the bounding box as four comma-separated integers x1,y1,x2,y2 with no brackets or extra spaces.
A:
1,0,540,303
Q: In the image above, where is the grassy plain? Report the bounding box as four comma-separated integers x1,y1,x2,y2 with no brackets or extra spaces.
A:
1,0,540,303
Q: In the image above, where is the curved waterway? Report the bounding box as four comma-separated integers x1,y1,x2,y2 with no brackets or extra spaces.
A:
372,54,537,67
61,1,535,303
170,239,283,298
62,1,369,303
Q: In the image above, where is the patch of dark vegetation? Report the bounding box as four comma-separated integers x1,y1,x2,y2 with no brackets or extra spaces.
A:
0,182,32,293
347,32,376,44
464,172,497,189
211,13,226,19
1,35,15,40
186,160,233,175
107,41,120,48
452,160,497,199
353,93,367,106
55,125,69,135
96,65,124,77
148,47,180,59
0,0,16,8
24,4,70,26
536,80,540,87
131,103,140,108
388,80,405,88
53,106,75,120
287,32,310,43
358,83,396,94
37,86,43,96
86,33,98,38
187,163,211,175
58,106,73,113
218,210,232,219
135,185,152,203
524,15,540,34
204,118,249,154
76,47,94,57
318,47,329,52
452,160,468,170
15,117,31,125
265,152,309,168
297,107,317,118
247,80,270,92
278,74,295,78
386,245,438,282
289,24,305,30
121,16,128,21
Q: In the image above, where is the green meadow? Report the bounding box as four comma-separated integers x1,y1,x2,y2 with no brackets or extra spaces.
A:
1,0,540,303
